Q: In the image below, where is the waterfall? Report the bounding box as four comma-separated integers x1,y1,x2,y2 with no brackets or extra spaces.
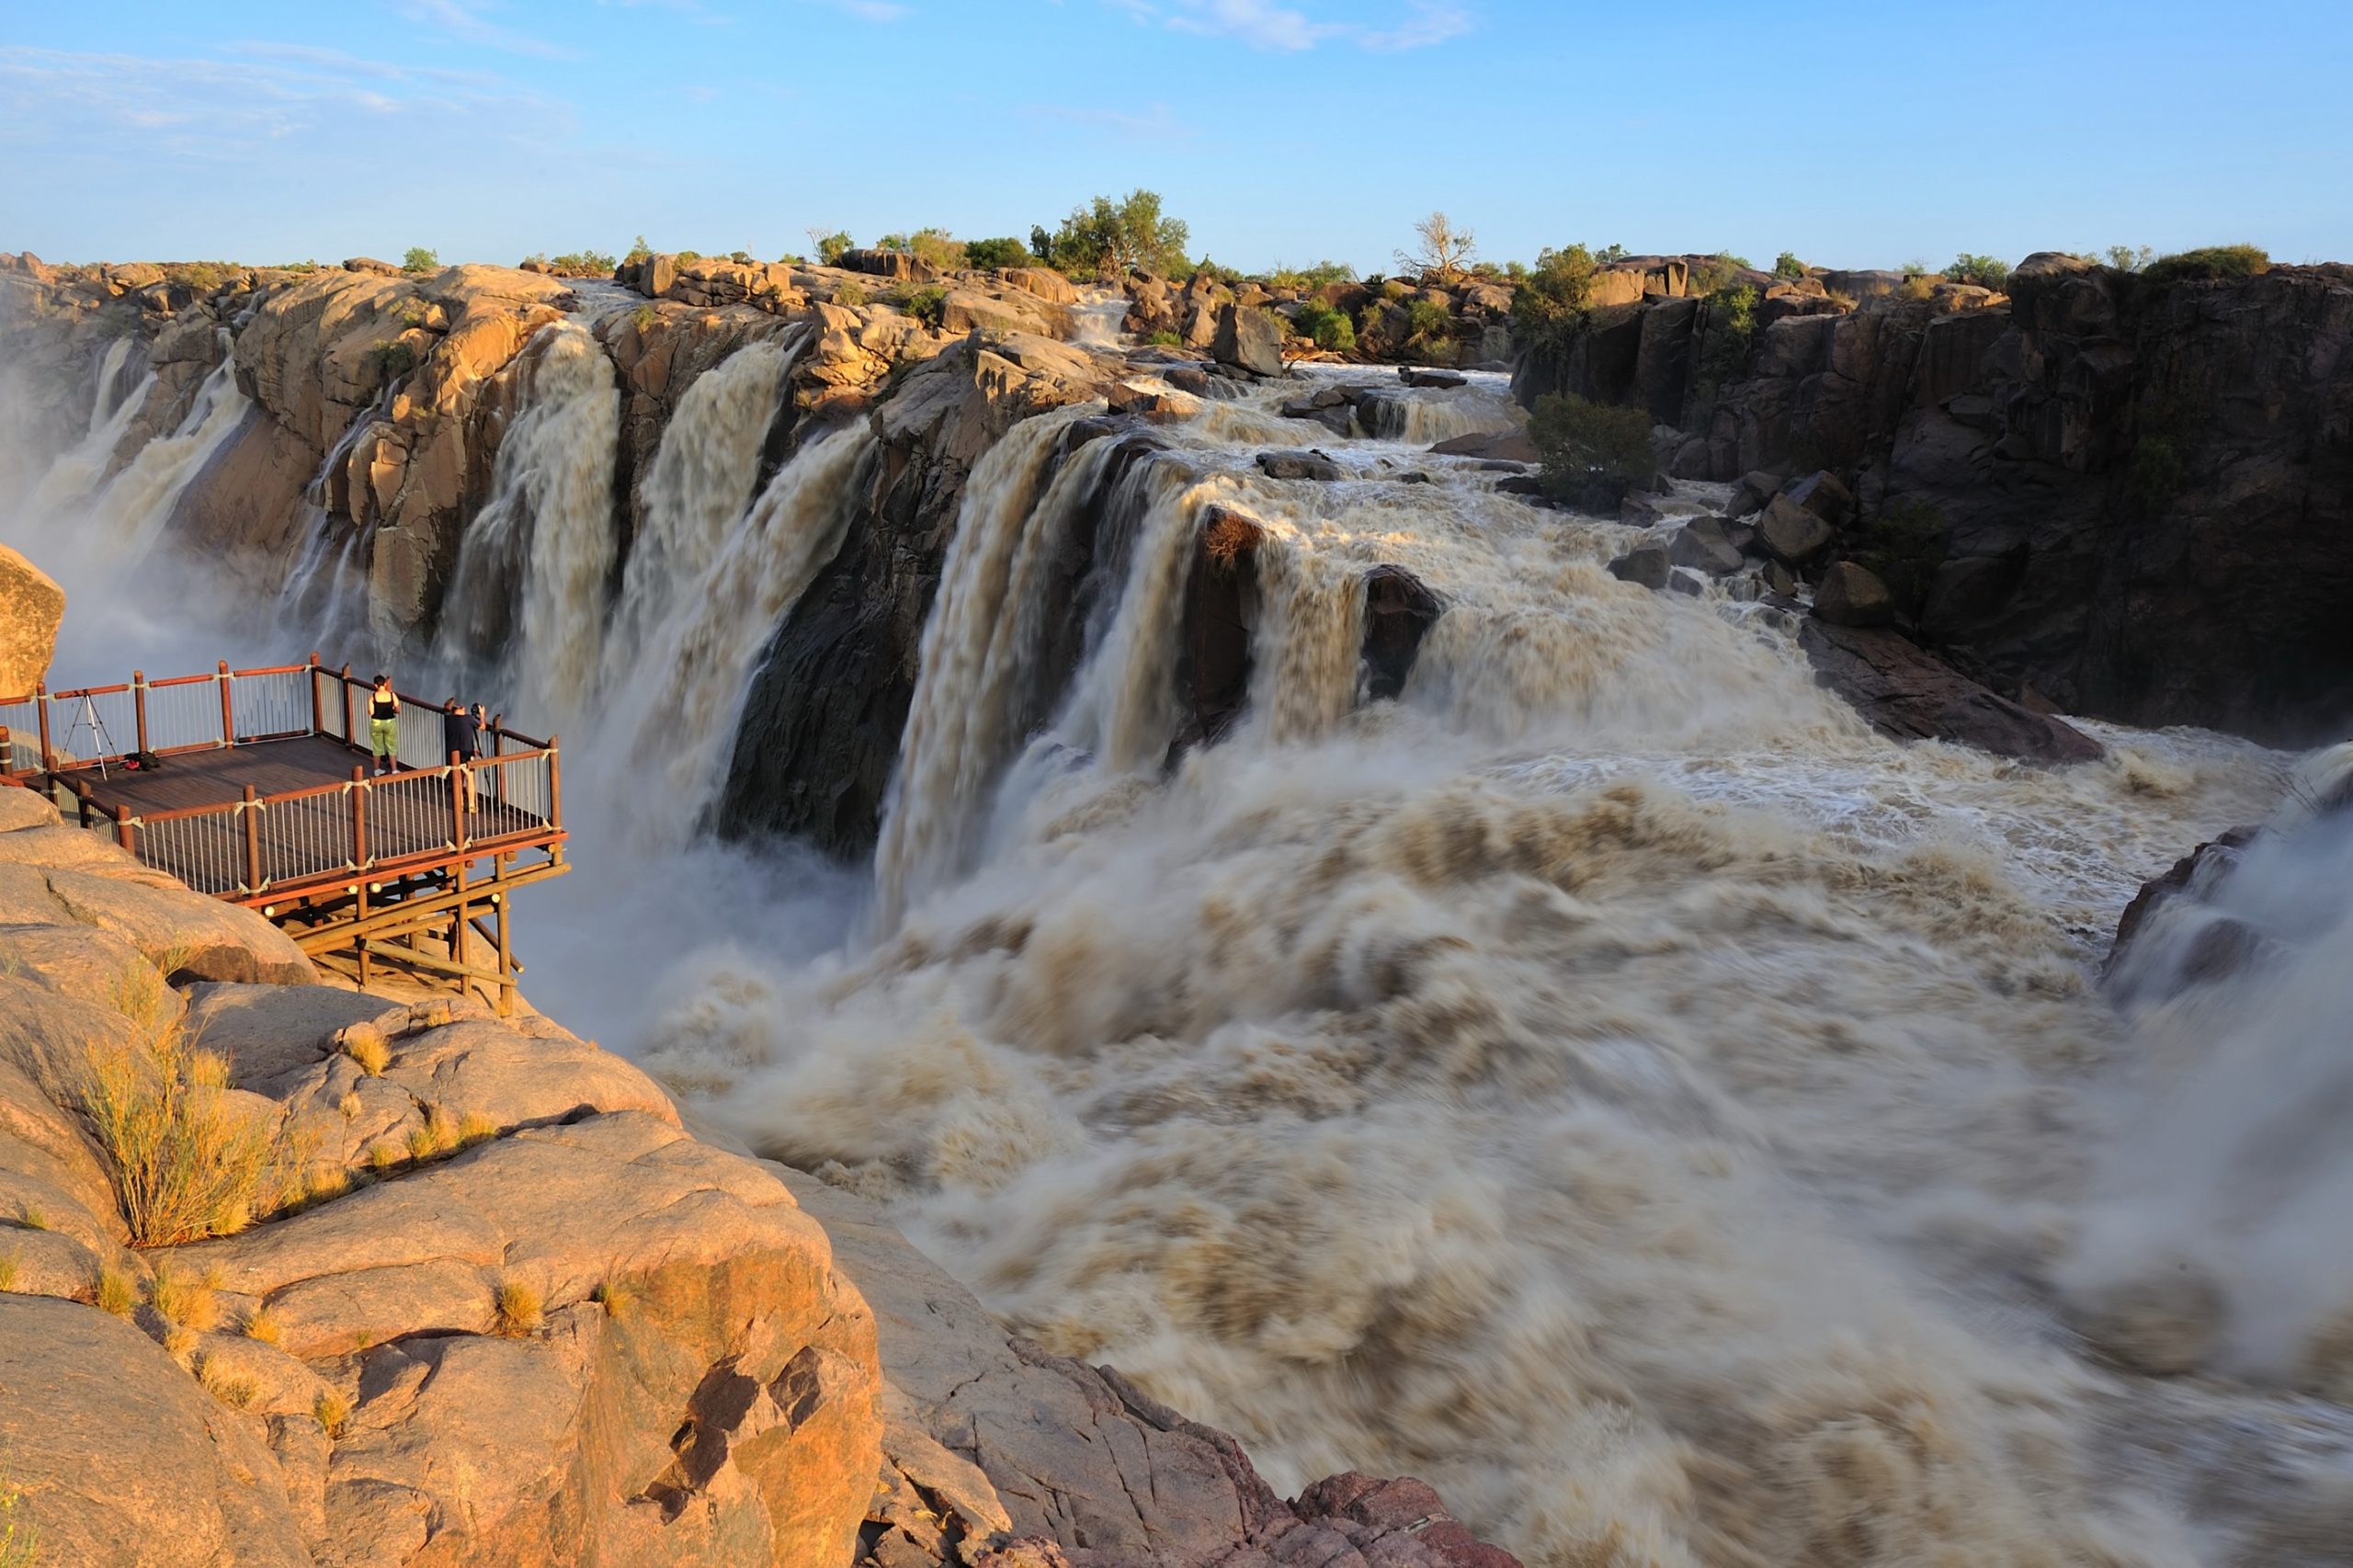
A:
435,321,621,727
272,384,398,668
871,404,1106,926
587,424,871,843
108,353,249,559
602,333,801,696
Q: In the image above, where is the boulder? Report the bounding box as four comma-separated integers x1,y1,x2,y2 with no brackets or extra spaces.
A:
1278,399,1352,436
1400,368,1466,389
2102,829,2265,1001
838,249,930,282
1783,469,1855,525
1212,301,1285,378
1667,517,1745,575
1360,565,1443,701
1608,544,1672,590
0,543,63,697
1729,470,1779,517
342,257,401,277
1799,620,2105,764
1756,493,1835,566
1813,560,1895,626
1256,449,1343,482
1430,428,1539,463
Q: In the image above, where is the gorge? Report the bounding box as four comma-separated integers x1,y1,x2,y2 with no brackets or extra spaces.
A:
3,241,2350,1568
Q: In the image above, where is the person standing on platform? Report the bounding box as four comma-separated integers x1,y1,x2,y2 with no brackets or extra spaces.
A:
367,675,400,777
444,698,483,814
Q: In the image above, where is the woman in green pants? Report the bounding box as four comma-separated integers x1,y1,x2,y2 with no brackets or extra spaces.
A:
368,675,401,776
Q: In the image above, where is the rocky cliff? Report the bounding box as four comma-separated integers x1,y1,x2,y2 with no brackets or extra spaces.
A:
1515,253,2353,741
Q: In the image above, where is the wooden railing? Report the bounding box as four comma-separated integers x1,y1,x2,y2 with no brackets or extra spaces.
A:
1,657,563,904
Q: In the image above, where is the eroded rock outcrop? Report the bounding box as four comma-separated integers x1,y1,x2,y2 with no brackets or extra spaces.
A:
0,544,63,696
1799,619,2104,764
0,788,883,1568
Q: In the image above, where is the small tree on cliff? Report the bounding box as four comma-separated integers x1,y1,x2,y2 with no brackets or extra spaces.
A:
1041,190,1190,280
964,236,1034,268
402,246,438,275
1510,244,1598,354
1396,211,1475,283
807,228,853,266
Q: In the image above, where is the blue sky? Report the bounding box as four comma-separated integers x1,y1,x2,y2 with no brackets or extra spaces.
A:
3,0,2347,272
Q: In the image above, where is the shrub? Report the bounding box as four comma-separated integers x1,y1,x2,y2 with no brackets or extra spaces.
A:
401,246,438,275
963,235,1033,269
1530,392,1655,509
167,261,234,293
1404,298,1454,347
494,1278,542,1337
1773,251,1808,280
314,1387,351,1438
906,228,966,271
807,229,853,266
1899,273,1936,302
1294,301,1356,352
675,249,702,265
2141,244,2270,285
631,303,658,333
899,285,949,329
624,233,654,265
1694,284,1759,396
1688,252,1752,296
97,1267,135,1315
1040,189,1190,279
834,281,867,309
1511,244,1597,354
82,967,289,1246
1947,253,2011,290
1146,329,1182,347
549,248,617,276
1597,244,1630,264
366,341,416,381
1267,260,1356,290
2101,244,2155,273
1856,497,1948,613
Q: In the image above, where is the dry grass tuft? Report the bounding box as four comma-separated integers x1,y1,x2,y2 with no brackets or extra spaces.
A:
196,1352,259,1409
590,1278,636,1320
404,1125,437,1163
96,1267,135,1316
337,1091,364,1120
305,1165,351,1203
244,1304,283,1346
493,1278,542,1337
459,1109,498,1147
367,1142,402,1173
341,1029,392,1077
148,1260,222,1333
314,1387,352,1438
0,1252,17,1293
83,961,293,1245
1,1460,34,1568
15,1207,46,1233
163,1322,196,1360
423,1103,459,1155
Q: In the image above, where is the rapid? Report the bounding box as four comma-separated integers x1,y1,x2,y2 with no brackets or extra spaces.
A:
6,306,2348,1566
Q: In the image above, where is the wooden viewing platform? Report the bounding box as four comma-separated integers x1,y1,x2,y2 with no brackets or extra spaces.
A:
1,657,566,1014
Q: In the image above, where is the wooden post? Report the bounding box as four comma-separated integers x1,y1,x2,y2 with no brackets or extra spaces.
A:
546,735,562,830
350,767,369,866
494,860,513,1017
35,682,51,773
132,671,150,755
73,778,93,829
112,802,134,855
308,653,324,736
356,881,371,991
449,752,468,852
217,661,234,747
241,785,263,894
341,665,356,748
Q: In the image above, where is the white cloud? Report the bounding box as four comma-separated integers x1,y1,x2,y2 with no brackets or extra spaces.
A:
1104,0,1471,51
386,0,573,59
1021,100,1195,141
809,0,909,19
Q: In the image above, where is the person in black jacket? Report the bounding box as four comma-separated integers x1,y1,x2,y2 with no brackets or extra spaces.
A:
444,699,483,814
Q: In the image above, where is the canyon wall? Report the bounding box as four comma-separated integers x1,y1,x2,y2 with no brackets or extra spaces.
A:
1516,253,2353,741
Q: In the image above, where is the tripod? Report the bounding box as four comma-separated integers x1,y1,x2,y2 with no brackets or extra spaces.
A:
61,692,120,779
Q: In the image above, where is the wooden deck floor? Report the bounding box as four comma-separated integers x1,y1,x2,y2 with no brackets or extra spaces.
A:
69,734,374,816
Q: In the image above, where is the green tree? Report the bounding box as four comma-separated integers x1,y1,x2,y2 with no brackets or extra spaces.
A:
1530,392,1654,509
2141,244,2270,285
2102,244,2155,273
1773,251,1808,280
807,228,853,265
907,227,967,270
1510,244,1598,354
624,234,654,265
1597,243,1630,264
1947,253,2011,290
964,236,1034,268
402,246,438,274
1395,211,1475,283
1042,189,1190,280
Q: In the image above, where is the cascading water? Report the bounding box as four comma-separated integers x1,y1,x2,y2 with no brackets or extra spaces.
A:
434,321,622,728
632,369,2344,1567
